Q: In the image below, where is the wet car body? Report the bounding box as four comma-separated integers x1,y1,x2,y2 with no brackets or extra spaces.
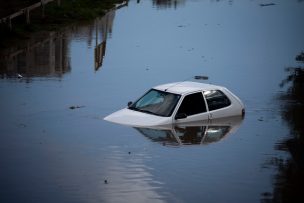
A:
104,81,245,127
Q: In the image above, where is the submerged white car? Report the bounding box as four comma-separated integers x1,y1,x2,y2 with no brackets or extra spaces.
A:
104,81,245,127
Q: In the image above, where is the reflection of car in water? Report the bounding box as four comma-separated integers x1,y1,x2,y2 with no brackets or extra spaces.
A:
104,81,245,127
134,116,243,146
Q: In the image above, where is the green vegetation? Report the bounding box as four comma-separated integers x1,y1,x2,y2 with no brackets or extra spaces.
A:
0,0,125,48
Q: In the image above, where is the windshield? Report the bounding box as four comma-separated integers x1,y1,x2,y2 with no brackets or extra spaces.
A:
129,89,181,117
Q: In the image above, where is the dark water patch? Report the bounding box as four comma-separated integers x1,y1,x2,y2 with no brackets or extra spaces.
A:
262,52,304,203
0,9,117,81
295,51,304,62
152,0,185,9
0,31,71,78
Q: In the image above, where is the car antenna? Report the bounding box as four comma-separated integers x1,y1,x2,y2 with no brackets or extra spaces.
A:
164,75,209,91
164,77,190,92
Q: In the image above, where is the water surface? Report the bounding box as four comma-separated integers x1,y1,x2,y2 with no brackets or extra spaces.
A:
1,0,304,202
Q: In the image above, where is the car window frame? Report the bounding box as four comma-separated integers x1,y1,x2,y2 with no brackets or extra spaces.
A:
203,89,232,112
173,91,209,119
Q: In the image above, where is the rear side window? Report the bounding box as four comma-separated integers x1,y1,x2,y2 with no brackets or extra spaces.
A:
204,90,231,111
177,92,206,116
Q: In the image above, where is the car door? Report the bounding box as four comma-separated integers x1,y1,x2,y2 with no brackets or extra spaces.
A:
174,92,210,123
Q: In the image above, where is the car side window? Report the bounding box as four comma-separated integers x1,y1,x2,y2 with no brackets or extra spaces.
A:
203,90,231,111
177,92,206,116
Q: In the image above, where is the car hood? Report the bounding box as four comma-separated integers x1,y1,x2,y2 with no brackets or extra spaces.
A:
104,108,172,127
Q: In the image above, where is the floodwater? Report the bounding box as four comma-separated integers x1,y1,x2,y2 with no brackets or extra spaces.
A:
0,0,304,202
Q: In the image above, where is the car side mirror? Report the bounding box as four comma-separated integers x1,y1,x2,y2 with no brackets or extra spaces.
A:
175,113,187,120
127,101,133,107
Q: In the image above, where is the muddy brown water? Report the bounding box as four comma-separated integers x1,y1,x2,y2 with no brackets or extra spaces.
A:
1,0,304,202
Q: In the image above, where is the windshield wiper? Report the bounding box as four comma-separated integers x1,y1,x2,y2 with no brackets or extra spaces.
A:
129,106,159,116
138,109,159,116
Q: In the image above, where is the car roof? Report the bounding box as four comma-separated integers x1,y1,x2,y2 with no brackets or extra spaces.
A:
154,81,225,95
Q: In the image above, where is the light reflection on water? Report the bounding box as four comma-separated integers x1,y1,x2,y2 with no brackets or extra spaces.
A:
0,31,71,78
100,148,168,203
0,8,116,79
0,0,304,202
134,116,243,146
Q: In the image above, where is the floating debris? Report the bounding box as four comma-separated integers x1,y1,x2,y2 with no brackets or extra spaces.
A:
258,117,264,121
194,75,209,80
69,105,85,110
17,74,23,78
260,3,276,7
17,123,27,128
